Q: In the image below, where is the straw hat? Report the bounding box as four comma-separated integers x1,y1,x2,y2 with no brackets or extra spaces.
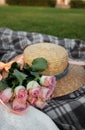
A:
24,43,85,98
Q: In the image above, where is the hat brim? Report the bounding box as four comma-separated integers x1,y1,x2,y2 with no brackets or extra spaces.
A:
52,64,85,98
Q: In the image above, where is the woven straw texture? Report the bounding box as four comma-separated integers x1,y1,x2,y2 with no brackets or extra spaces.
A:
24,43,68,75
52,65,85,98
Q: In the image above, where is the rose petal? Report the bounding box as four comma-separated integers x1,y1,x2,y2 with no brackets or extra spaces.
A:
35,98,48,109
27,81,40,90
40,76,56,87
12,98,28,111
14,86,28,103
27,95,37,106
29,87,41,98
14,86,25,95
40,87,51,101
0,88,12,103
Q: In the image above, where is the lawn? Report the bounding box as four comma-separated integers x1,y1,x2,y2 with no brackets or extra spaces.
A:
0,6,85,40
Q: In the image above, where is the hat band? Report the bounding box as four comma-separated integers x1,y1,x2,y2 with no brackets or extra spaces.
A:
55,64,69,80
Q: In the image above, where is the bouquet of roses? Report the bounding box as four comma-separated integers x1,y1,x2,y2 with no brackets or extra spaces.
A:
0,58,56,112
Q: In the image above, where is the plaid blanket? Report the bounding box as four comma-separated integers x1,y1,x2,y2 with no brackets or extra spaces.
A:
0,27,85,130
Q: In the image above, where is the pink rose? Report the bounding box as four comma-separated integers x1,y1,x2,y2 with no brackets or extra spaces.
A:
41,87,54,101
48,85,55,97
28,95,47,109
12,98,29,111
0,88,12,103
29,87,41,98
27,95,37,106
34,98,48,109
40,76,56,87
14,86,28,103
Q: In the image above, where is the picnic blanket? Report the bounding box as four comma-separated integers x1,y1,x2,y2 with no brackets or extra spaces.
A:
0,104,59,130
0,27,85,130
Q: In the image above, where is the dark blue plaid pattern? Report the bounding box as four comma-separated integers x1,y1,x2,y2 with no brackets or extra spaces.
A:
0,28,85,130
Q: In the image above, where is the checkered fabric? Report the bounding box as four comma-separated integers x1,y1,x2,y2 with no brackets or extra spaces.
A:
0,27,85,130
43,85,85,130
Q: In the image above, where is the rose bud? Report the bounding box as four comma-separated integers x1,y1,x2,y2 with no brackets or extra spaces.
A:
29,87,41,98
26,80,40,90
40,76,56,87
27,95,37,106
14,86,28,103
41,87,54,101
12,98,29,111
0,88,12,103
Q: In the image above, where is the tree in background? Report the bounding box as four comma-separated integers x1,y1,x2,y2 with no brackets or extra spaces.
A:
70,0,85,8
6,0,55,7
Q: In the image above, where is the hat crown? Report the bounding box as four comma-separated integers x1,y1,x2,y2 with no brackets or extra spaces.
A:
24,43,68,75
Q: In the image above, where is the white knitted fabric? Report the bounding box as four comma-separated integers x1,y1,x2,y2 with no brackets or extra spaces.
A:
0,104,59,130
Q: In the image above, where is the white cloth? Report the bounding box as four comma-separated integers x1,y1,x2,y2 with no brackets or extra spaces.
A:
0,104,59,130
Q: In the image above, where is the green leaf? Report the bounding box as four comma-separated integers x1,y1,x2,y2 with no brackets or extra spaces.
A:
0,79,8,92
13,69,27,85
30,71,40,77
6,73,19,89
31,58,48,72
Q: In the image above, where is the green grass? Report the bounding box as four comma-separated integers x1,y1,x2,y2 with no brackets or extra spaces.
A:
0,6,85,40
